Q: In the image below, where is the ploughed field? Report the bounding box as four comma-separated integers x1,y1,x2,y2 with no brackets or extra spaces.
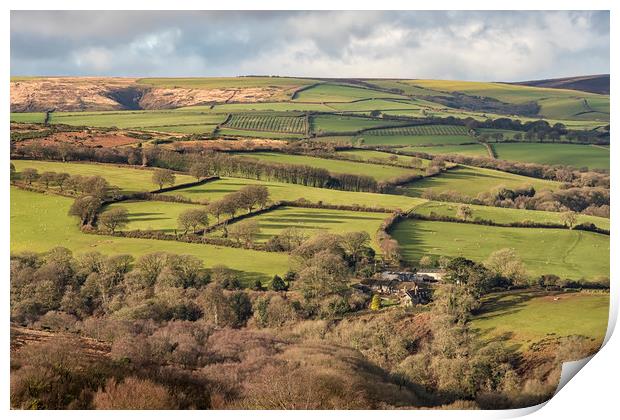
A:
390,219,609,280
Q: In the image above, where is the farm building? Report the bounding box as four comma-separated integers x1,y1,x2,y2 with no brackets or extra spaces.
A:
415,269,445,282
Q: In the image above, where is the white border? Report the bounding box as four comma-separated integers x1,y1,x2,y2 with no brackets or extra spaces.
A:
2,1,616,419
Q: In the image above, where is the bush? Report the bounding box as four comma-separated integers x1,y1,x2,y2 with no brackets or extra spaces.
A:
93,377,178,409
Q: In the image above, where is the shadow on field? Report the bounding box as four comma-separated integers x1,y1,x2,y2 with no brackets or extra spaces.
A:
473,291,547,321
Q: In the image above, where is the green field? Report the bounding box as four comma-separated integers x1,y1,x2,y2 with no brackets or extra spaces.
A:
335,149,432,168
104,200,207,232
324,98,422,112
358,134,475,146
222,206,388,246
400,165,559,198
294,83,407,102
391,219,609,280
400,144,488,157
408,79,610,121
172,177,424,211
233,152,418,181
413,201,610,230
312,114,402,134
494,143,609,170
10,112,47,123
11,160,195,193
471,290,609,349
10,188,289,283
368,124,469,136
225,113,308,134
39,110,227,129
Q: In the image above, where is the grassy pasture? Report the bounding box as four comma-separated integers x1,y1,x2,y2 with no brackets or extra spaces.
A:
294,83,407,102
206,102,333,112
11,160,195,193
233,152,419,181
335,149,431,168
390,219,609,279
171,177,424,211
325,98,422,112
10,188,289,283
35,110,226,129
312,114,403,133
471,290,609,349
225,114,308,134
400,144,488,157
413,201,610,230
104,200,207,232
493,143,609,170
10,112,47,123
369,124,469,136
400,165,559,197
359,134,475,146
221,206,388,246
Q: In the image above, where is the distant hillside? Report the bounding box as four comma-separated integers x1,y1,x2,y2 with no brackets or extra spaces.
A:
511,74,609,95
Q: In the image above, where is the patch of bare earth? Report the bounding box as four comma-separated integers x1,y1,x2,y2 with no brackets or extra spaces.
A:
11,326,111,361
19,129,142,148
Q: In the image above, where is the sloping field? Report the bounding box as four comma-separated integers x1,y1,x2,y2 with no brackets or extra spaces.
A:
400,144,488,157
217,127,306,139
222,206,388,246
400,165,559,197
11,160,195,193
406,79,610,121
10,188,289,283
312,115,403,133
471,290,609,349
413,201,610,230
368,124,469,136
171,177,424,211
391,219,609,279
225,114,308,134
324,98,422,112
104,200,207,232
27,110,227,129
146,124,218,134
335,149,432,168
294,83,407,102
359,134,475,146
233,152,419,180
494,143,609,170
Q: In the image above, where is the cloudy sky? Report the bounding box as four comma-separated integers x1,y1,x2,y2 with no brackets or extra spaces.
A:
10,10,609,82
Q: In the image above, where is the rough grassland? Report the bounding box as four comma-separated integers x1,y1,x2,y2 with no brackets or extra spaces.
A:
390,219,609,280
11,188,289,283
413,201,610,230
12,160,195,193
104,201,207,232
233,152,417,181
171,177,424,211
221,206,388,246
494,143,609,170
146,124,218,134
136,77,319,89
471,290,609,349
400,165,559,197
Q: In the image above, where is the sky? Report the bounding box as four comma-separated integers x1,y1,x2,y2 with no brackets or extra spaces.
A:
10,10,610,82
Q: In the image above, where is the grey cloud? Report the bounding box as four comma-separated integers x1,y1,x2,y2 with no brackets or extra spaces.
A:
10,10,609,81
